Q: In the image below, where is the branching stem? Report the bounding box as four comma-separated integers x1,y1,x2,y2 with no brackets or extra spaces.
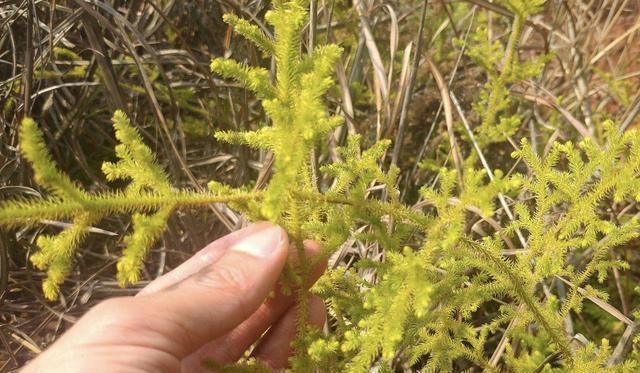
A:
481,14,524,130
464,238,573,365
0,191,262,225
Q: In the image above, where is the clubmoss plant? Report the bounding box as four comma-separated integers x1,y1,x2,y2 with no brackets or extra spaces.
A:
3,0,640,371
464,0,550,146
3,114,259,299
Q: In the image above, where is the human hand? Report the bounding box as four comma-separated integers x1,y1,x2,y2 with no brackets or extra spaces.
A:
23,222,327,372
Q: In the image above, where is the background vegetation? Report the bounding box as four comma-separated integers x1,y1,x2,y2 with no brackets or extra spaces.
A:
1,0,640,371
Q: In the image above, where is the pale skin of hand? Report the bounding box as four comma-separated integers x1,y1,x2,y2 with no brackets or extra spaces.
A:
22,223,327,372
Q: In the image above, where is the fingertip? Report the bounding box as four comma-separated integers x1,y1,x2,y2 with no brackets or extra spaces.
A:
251,295,326,369
302,239,322,254
139,222,287,296
229,224,288,258
306,242,328,281
308,295,327,329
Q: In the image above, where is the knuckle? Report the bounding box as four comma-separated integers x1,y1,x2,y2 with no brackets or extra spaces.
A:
89,298,128,318
87,298,136,324
192,261,251,294
80,298,144,341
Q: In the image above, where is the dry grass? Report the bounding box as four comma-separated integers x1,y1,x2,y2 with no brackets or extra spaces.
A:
1,0,639,370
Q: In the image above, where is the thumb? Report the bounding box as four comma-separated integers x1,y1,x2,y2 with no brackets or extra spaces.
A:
23,224,290,373
78,223,289,362
136,223,289,359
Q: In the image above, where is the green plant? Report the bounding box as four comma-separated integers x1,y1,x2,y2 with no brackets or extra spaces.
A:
3,0,640,371
462,0,550,147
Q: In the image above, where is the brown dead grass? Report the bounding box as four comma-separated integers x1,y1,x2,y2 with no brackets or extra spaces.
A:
1,0,639,371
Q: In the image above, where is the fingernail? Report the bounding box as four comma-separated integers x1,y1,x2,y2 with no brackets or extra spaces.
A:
229,225,285,258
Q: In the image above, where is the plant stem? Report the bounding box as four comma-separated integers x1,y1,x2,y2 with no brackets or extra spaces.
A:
0,191,262,225
465,238,573,365
481,14,524,130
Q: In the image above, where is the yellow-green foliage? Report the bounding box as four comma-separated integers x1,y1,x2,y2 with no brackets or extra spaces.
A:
3,0,640,371
464,0,551,146
210,0,344,222
2,113,256,299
